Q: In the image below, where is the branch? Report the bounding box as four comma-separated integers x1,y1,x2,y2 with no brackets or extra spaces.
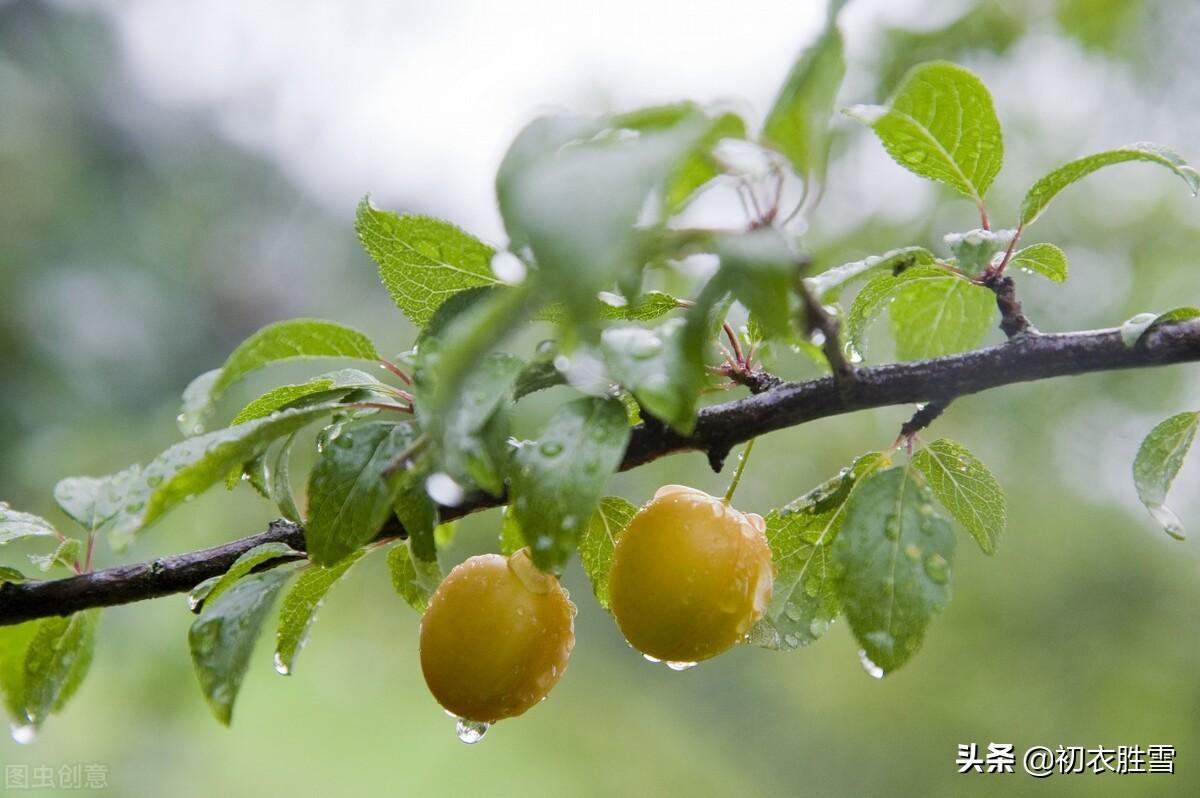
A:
4,317,1199,625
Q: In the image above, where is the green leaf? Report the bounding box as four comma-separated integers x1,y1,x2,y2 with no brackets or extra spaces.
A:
508,397,631,570
189,568,292,725
1010,242,1068,282
274,550,365,676
104,402,346,549
1133,411,1199,540
513,341,566,400
53,467,141,536
0,566,26,583
538,290,684,327
305,421,419,566
835,466,954,674
806,246,936,302
0,503,58,545
180,321,379,436
28,538,81,573
499,504,525,557
0,621,39,727
943,228,1016,277
715,229,799,339
23,610,99,727
1020,142,1199,227
437,352,523,495
848,266,993,359
1137,307,1200,347
229,368,383,426
394,481,439,562
579,496,638,610
496,112,707,323
387,541,442,612
753,453,890,650
846,61,1003,204
762,4,845,195
601,318,700,432
912,439,1006,555
356,198,501,327
198,542,304,611
271,434,303,522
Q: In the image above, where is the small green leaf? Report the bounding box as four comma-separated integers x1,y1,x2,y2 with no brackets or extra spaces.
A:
0,503,58,545
753,452,889,650
539,291,684,327
53,467,141,536
912,439,1006,555
180,320,379,435
508,397,631,570
806,246,936,301
394,481,439,562
716,229,799,339
198,542,304,611
104,402,346,549
497,112,707,324
1021,142,1199,227
762,4,845,195
943,228,1016,277
0,566,26,583
0,621,39,727
229,369,383,426
271,434,303,523
436,352,523,495
274,550,365,676
189,568,292,725
28,538,81,573
601,318,699,432
305,421,419,566
579,496,637,610
846,61,1003,204
1133,411,1199,540
835,466,955,674
848,266,994,359
1010,242,1068,282
355,199,501,327
387,541,442,612
1137,307,1200,347
21,612,97,723
499,504,525,557
23,610,99,727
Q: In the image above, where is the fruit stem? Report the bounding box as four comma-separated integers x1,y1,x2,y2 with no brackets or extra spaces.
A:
722,438,757,505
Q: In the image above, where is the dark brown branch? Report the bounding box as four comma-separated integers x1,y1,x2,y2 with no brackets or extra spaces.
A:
795,271,857,383
982,272,1035,338
4,317,1200,626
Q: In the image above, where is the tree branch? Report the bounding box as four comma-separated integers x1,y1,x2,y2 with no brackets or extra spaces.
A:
3,317,1199,626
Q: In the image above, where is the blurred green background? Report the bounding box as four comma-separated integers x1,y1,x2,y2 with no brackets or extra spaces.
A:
1,0,1198,795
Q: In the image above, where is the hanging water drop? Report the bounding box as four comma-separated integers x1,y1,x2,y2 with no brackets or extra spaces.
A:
455,718,490,744
858,649,885,679
11,724,35,744
273,651,291,676
642,653,662,664
665,660,697,671
490,251,527,284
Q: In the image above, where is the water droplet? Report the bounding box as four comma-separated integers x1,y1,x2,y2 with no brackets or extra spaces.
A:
809,329,827,347
535,339,557,356
455,718,490,744
642,653,661,664
783,633,801,648
125,501,144,514
273,651,291,676
809,617,832,638
904,542,922,561
923,552,950,584
539,441,564,457
425,472,465,506
491,251,527,284
11,724,36,744
598,291,628,308
146,474,163,487
1149,504,1186,539
918,503,934,517
784,605,803,622
858,649,885,679
666,660,697,671
186,594,202,612
883,514,900,540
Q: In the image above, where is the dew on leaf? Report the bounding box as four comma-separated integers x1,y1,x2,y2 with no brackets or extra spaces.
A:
273,651,291,676
858,649,885,679
923,552,950,584
11,724,36,744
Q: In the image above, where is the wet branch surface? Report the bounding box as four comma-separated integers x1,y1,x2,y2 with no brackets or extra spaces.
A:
4,318,1200,625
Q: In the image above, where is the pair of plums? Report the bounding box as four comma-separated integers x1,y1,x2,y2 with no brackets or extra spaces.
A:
419,485,774,726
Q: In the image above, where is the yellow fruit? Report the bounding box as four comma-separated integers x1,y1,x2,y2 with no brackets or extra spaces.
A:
419,549,575,723
608,484,774,663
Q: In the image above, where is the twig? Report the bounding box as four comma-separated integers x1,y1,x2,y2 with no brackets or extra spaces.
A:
794,269,856,383
5,317,1200,625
